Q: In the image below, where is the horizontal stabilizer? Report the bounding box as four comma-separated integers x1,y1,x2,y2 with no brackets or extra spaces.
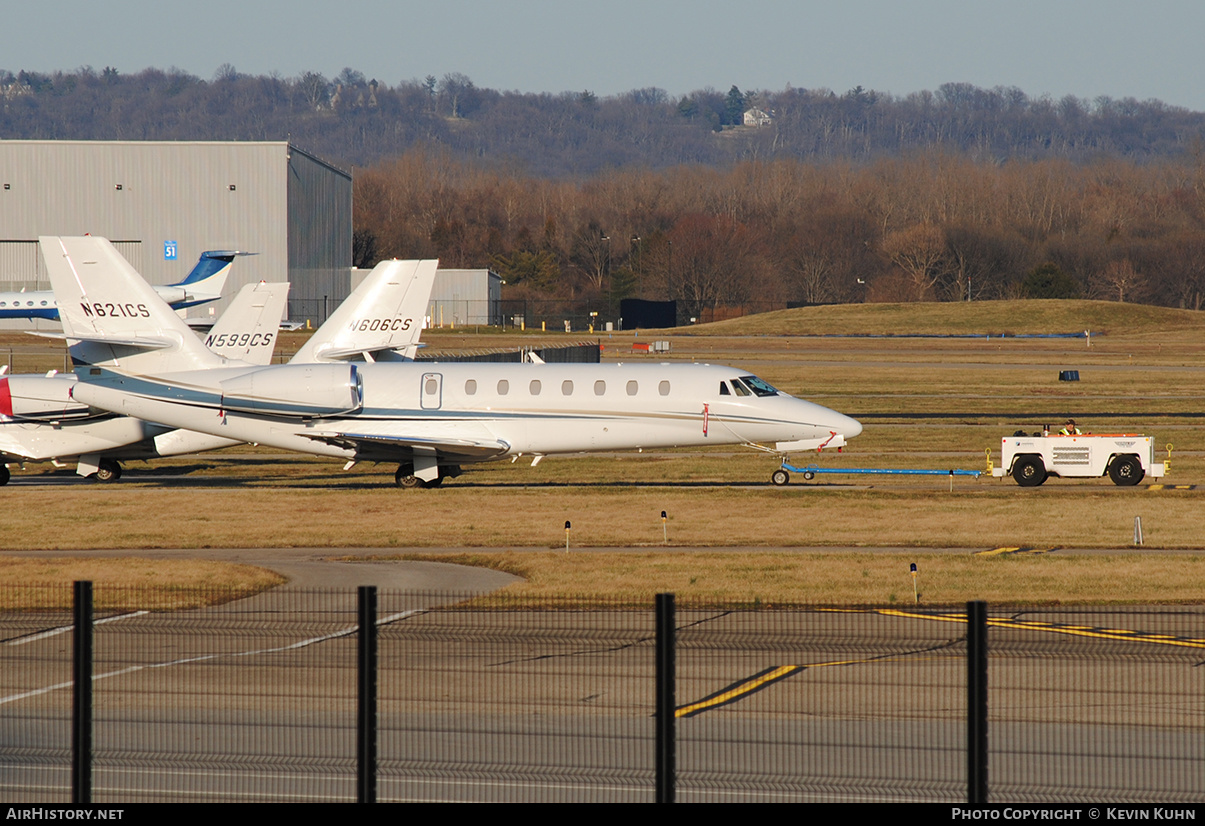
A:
58,335,175,351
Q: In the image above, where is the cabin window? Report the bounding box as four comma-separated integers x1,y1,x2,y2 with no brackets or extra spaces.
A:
626,380,638,396
464,379,477,395
425,379,438,396
659,380,670,396
530,379,542,395
562,380,574,395
594,380,606,396
497,379,509,395
719,382,730,396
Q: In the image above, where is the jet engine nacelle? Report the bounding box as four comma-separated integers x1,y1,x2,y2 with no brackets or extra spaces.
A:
219,363,363,417
153,286,190,305
0,374,91,421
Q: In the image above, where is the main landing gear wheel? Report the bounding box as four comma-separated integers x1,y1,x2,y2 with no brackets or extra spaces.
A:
1108,455,1144,486
1011,455,1047,487
395,467,424,489
395,464,444,489
95,459,122,483
771,469,790,486
0,465,9,486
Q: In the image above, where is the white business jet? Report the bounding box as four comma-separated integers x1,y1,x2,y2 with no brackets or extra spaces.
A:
49,235,861,488
0,250,439,484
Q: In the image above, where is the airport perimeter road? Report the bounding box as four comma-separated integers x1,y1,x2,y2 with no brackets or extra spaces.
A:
3,599,1203,802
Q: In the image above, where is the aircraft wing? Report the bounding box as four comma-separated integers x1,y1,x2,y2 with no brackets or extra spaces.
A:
300,430,510,461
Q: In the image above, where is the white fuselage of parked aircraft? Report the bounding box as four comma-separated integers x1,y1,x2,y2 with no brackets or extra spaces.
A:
45,234,862,487
73,360,860,472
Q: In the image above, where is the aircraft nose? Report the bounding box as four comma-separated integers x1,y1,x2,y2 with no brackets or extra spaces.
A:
838,413,862,440
792,399,862,443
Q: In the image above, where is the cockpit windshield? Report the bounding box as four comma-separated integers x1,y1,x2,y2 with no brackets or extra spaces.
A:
739,375,779,397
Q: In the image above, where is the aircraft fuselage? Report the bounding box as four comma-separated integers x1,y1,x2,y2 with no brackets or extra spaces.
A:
72,361,861,466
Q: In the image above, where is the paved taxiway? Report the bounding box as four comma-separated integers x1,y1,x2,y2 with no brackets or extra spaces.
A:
3,550,1204,802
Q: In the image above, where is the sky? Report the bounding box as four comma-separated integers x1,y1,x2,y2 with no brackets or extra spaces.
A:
5,0,1205,111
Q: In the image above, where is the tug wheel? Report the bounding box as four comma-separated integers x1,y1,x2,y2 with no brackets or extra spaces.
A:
1012,455,1047,487
1108,455,1144,486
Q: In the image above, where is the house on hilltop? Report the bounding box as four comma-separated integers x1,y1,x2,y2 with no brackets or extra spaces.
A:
743,107,772,127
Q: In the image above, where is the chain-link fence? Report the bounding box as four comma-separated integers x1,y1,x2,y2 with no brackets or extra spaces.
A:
285,298,800,332
3,587,1203,803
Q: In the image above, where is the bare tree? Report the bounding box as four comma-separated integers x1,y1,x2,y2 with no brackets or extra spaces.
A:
296,71,329,110
569,223,611,292
882,223,949,300
1093,258,1148,302
438,73,478,118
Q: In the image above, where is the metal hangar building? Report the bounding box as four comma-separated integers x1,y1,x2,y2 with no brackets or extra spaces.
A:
0,140,351,326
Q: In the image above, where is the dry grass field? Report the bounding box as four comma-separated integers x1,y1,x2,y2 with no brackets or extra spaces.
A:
0,557,283,610
372,551,1205,606
3,299,1204,604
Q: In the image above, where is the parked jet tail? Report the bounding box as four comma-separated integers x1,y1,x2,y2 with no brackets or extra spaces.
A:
153,249,253,309
41,235,226,374
204,281,289,365
290,259,437,364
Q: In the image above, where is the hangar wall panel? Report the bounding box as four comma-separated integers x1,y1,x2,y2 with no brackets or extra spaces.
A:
284,145,353,322
0,141,351,326
428,269,502,326
0,241,39,290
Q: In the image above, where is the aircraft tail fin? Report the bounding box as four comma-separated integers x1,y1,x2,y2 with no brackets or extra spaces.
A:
290,259,437,364
40,236,225,374
158,250,254,309
203,281,289,365
176,249,254,286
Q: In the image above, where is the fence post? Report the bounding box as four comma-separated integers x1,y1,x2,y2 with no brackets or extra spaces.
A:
655,592,675,803
967,600,988,805
72,580,93,805
357,586,378,804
